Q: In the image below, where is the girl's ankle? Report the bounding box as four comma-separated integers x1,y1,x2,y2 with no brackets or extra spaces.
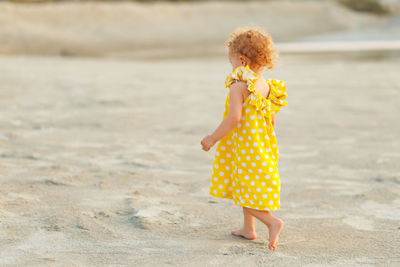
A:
243,227,256,232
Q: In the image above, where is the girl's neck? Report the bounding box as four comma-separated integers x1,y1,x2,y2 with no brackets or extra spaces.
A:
254,69,264,78
247,65,264,77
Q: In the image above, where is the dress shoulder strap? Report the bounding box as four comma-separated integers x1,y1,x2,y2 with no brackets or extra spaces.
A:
224,65,258,94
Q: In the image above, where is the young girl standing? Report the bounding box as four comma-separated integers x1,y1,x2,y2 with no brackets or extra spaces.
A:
200,27,287,251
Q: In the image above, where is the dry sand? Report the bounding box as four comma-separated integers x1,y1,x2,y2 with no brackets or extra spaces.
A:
0,53,399,266
1,1,400,266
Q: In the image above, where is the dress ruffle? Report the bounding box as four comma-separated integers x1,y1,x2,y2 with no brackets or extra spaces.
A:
267,78,288,115
224,65,287,118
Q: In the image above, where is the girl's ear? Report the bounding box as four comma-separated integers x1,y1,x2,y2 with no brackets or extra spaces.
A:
239,55,248,66
239,56,245,65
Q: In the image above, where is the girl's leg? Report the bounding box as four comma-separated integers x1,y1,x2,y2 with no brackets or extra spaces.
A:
231,207,257,240
243,207,283,251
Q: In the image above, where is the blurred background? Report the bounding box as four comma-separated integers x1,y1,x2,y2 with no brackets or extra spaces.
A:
1,0,400,59
1,0,399,266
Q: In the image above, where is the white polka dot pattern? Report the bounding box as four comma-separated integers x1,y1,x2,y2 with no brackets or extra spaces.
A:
209,65,287,211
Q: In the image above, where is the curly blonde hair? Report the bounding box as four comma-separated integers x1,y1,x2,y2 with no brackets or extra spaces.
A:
225,27,278,70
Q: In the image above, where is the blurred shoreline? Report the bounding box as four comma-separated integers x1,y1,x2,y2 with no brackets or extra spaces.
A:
2,1,400,60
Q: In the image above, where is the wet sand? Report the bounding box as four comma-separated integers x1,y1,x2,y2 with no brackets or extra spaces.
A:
0,52,399,266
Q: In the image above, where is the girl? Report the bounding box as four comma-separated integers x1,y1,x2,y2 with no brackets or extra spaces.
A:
200,27,287,251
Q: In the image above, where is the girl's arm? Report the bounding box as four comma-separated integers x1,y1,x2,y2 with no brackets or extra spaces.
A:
201,82,246,151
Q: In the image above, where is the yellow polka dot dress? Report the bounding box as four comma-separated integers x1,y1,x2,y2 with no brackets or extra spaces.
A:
209,65,288,211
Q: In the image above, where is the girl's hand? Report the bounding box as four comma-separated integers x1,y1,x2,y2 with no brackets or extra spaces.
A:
201,135,217,151
271,115,275,126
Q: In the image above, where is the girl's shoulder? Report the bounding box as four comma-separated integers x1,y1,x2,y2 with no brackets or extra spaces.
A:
229,79,249,102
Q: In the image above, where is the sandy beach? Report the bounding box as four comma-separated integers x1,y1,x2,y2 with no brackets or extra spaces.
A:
0,1,400,266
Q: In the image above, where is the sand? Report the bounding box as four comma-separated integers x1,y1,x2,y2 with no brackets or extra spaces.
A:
0,1,400,266
0,53,399,266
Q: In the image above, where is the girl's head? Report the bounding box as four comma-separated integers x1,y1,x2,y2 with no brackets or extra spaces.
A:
225,27,278,72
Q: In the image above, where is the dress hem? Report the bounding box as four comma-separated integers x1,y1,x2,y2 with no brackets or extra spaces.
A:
209,192,280,212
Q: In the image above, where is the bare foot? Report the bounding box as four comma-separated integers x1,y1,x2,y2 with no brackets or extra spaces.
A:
231,228,257,240
268,218,283,251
